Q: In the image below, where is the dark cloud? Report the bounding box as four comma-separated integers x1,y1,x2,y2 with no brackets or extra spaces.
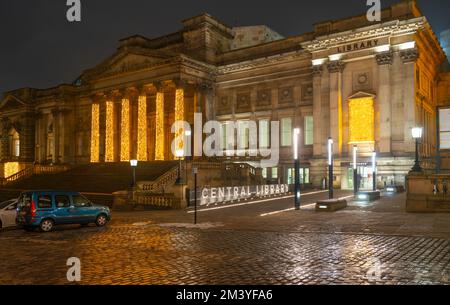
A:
0,0,448,94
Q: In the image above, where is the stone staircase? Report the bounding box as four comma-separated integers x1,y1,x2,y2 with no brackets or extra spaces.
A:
0,162,178,206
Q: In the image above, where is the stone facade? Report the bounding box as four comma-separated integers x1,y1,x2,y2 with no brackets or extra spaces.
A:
0,0,448,189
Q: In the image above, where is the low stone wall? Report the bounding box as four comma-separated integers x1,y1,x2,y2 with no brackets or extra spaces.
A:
406,173,450,213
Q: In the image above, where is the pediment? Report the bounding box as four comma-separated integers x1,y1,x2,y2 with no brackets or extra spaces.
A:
84,49,172,80
347,91,376,100
0,95,29,112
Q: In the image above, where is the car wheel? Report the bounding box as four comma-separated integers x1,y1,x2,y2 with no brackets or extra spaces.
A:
40,219,54,232
95,214,108,227
0,220,2,229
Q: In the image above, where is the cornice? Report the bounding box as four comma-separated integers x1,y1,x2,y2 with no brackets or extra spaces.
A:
302,17,426,52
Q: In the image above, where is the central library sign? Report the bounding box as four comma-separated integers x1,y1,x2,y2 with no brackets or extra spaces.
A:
190,184,291,206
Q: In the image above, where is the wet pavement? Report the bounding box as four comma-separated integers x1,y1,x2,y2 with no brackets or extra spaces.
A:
0,191,449,285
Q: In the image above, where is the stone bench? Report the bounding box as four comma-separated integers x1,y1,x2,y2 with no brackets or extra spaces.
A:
356,191,381,202
315,199,348,212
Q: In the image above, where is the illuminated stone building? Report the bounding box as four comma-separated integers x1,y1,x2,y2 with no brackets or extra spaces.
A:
0,0,447,190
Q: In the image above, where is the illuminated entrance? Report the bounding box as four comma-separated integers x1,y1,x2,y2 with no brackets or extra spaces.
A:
344,92,376,190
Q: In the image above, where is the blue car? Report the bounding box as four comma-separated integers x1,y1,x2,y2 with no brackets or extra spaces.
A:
16,191,111,232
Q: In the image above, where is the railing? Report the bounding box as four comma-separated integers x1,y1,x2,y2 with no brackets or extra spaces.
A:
34,164,71,175
1,164,71,187
139,166,180,194
134,193,181,209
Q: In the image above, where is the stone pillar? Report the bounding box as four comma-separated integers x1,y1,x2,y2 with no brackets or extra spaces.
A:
120,90,131,162
0,118,10,161
327,60,345,155
104,92,116,163
154,82,165,161
312,65,323,156
376,51,393,154
200,82,215,121
136,86,148,161
401,48,419,153
90,102,100,163
52,109,60,163
173,80,186,157
19,112,36,163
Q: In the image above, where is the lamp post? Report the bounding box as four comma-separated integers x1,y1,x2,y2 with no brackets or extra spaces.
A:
353,145,358,195
372,151,377,191
130,159,138,188
328,137,334,199
293,128,301,210
411,127,423,173
175,149,184,185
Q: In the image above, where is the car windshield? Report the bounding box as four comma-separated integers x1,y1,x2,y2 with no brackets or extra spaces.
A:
0,200,15,209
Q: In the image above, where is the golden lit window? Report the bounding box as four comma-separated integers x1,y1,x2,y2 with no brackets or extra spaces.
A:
349,97,375,143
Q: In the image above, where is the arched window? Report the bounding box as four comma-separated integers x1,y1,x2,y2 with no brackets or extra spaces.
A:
9,129,20,158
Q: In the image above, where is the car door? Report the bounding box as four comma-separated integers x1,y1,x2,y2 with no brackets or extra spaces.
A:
53,194,72,224
71,194,95,223
3,201,18,227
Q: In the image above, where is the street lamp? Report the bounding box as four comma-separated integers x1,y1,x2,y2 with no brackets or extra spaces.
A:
411,127,423,173
353,145,358,195
372,151,377,191
328,137,334,199
130,159,138,188
175,149,184,185
293,128,301,210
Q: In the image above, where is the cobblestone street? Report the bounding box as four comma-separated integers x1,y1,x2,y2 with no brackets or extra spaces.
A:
0,192,449,285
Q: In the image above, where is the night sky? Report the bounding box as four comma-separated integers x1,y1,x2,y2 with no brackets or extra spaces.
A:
1,0,449,96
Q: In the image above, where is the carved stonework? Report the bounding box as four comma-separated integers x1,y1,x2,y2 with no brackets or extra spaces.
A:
279,87,294,105
236,92,252,113
312,65,323,77
327,60,346,73
257,89,272,107
302,84,314,100
353,71,372,92
217,96,230,115
376,51,393,65
400,49,419,63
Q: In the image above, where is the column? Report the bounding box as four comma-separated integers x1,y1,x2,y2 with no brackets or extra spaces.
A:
137,86,148,161
120,92,131,162
90,103,100,163
312,65,323,156
376,51,393,154
52,109,61,163
174,80,185,156
105,92,116,162
154,82,165,161
328,60,345,155
401,48,419,153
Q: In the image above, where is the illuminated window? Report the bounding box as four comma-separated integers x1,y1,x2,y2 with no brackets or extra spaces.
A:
349,97,375,143
272,167,278,179
281,118,292,146
238,121,250,150
10,130,20,157
262,168,268,178
304,116,313,146
259,120,270,148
